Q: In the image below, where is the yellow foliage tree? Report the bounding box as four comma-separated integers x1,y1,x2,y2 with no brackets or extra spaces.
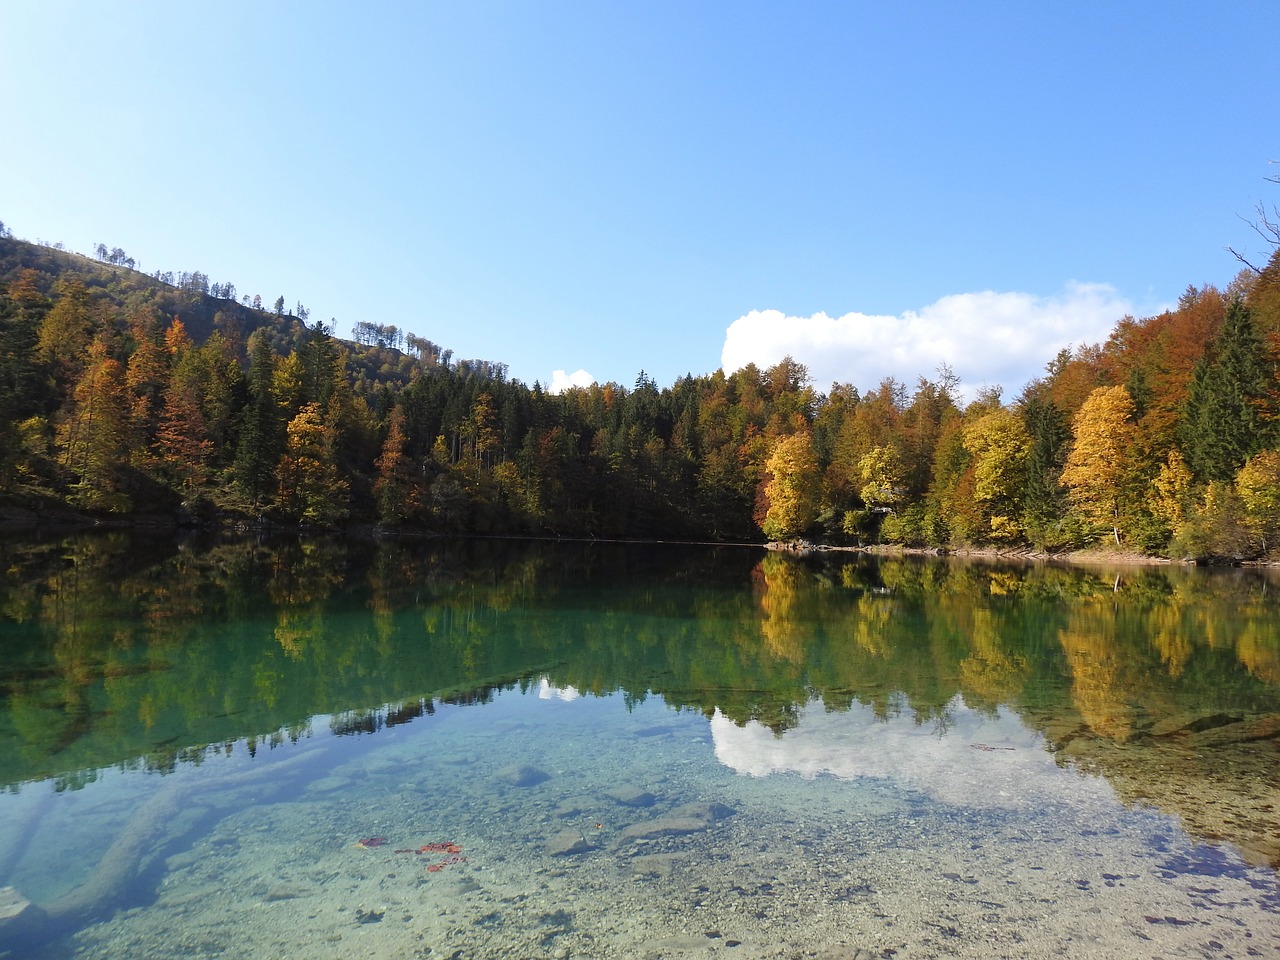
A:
1059,385,1136,544
275,402,349,525
962,408,1032,540
1236,449,1280,552
58,338,131,512
760,432,819,541
857,444,906,511
272,351,308,419
1152,449,1194,532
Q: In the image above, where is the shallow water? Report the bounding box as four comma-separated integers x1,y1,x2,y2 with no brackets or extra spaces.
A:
1,534,1278,958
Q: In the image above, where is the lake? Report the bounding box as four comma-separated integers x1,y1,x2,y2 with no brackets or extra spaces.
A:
0,533,1278,959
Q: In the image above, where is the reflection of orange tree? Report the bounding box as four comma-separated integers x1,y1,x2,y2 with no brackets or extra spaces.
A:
756,553,809,663
1237,623,1280,684
959,607,1029,707
266,541,349,672
1102,567,1280,692
1146,598,1194,677
1059,605,1135,741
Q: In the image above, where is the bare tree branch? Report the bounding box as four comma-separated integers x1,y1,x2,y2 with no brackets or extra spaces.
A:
1228,163,1280,274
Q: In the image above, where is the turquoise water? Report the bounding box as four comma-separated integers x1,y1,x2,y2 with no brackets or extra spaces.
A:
0,535,1278,958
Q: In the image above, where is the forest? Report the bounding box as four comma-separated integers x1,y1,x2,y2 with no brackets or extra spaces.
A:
2,226,1280,560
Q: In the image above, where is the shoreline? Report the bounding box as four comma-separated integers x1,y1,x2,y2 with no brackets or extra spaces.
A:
2,497,1273,569
766,538,1280,568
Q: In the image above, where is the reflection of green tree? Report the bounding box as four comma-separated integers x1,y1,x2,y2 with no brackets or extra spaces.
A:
2,534,1280,789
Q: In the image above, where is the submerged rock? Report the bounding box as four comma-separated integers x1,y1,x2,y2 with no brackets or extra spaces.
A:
1189,713,1280,747
633,725,676,738
606,784,655,807
0,886,46,942
620,817,706,840
619,799,736,842
546,830,592,857
497,764,550,787
263,883,309,902
553,798,588,818
1149,712,1243,737
629,852,686,877
669,802,735,822
306,775,354,794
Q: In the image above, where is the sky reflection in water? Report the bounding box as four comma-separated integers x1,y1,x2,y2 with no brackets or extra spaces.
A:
1,534,1279,957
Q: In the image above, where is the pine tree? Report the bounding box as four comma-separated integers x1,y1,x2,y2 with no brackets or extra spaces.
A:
234,331,282,506
0,293,44,486
1019,391,1071,546
58,337,131,512
36,279,99,386
373,405,422,524
1179,298,1274,482
154,377,214,493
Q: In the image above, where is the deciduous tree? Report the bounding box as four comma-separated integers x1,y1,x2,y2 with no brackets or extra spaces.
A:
58,338,130,511
1060,385,1137,544
760,431,819,541
275,402,348,524
1236,449,1280,553
373,405,422,525
962,408,1032,541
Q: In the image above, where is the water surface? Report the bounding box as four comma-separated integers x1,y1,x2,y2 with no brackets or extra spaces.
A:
0,534,1278,958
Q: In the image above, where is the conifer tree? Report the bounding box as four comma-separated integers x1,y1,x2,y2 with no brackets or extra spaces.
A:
1019,391,1071,546
36,279,98,386
373,405,421,524
0,294,44,486
58,337,131,511
154,372,214,494
234,331,282,506
1179,298,1274,482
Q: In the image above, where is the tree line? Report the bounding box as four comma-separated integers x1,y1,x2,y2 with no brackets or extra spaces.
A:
2,232,1280,557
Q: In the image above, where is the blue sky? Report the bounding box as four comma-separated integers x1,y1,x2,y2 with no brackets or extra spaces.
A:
3,2,1277,398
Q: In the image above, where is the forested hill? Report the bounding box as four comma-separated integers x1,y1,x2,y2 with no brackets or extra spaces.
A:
3,231,1280,559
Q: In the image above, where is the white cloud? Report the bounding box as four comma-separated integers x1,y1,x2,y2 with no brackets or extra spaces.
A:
721,283,1142,401
548,368,595,394
710,696,1118,811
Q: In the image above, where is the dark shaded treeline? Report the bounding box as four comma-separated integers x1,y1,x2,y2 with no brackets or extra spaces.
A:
4,232,1280,556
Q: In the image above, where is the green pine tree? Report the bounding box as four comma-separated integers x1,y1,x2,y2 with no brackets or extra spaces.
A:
1179,298,1274,482
234,331,282,506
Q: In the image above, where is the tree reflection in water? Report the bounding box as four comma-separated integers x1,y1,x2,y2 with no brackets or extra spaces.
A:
1,533,1278,864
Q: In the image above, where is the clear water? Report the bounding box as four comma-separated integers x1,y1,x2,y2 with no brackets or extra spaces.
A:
0,534,1278,959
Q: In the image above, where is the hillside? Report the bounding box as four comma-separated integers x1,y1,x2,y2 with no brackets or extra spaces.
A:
3,232,1280,558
